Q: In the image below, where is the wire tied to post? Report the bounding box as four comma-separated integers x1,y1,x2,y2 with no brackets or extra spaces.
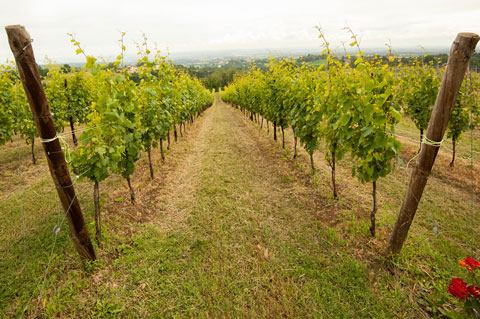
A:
405,136,444,172
40,133,72,163
15,39,33,60
422,136,443,148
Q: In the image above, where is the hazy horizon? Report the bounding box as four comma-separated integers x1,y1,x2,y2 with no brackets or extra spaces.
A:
0,0,478,64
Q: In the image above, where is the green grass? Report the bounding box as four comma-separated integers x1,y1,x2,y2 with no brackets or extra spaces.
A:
0,95,478,318
395,115,480,159
307,59,327,67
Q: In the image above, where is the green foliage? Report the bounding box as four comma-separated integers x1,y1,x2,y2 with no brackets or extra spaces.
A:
348,58,402,183
180,63,244,92
319,58,349,165
64,71,94,125
265,58,290,130
286,60,323,156
68,35,213,191
448,74,478,141
223,53,402,185
14,80,37,147
137,51,172,151
70,104,121,183
200,67,238,91
43,62,68,132
0,64,16,146
106,74,143,180
401,59,440,136
44,61,93,136
93,299,122,318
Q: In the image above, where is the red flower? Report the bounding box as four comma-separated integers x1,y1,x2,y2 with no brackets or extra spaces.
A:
460,257,480,271
465,257,480,271
468,286,480,299
448,278,469,299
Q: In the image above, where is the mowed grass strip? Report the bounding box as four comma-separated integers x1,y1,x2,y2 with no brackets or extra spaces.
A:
75,98,416,318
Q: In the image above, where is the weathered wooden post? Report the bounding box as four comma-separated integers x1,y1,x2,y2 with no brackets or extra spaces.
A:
386,32,479,256
6,25,96,260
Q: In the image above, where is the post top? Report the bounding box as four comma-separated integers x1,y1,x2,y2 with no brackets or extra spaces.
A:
454,32,480,51
457,32,480,38
5,24,24,30
5,25,32,57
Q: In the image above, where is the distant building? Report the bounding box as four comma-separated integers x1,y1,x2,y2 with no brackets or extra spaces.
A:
126,65,138,74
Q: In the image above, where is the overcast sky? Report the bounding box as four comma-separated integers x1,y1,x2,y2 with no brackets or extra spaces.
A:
0,0,479,63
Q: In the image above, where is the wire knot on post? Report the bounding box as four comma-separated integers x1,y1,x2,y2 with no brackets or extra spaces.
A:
15,39,33,60
422,136,443,147
405,136,444,171
40,134,72,162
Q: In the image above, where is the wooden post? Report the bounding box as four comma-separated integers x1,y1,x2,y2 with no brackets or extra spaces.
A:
6,25,96,260
386,32,479,256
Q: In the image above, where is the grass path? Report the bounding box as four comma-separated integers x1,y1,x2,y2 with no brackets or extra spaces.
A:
70,94,414,318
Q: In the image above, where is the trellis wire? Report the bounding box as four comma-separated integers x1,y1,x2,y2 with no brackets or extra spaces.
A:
468,68,476,254
16,80,28,286
31,193,78,314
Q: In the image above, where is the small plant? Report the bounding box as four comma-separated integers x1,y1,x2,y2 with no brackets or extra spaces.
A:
93,299,122,318
447,257,480,318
